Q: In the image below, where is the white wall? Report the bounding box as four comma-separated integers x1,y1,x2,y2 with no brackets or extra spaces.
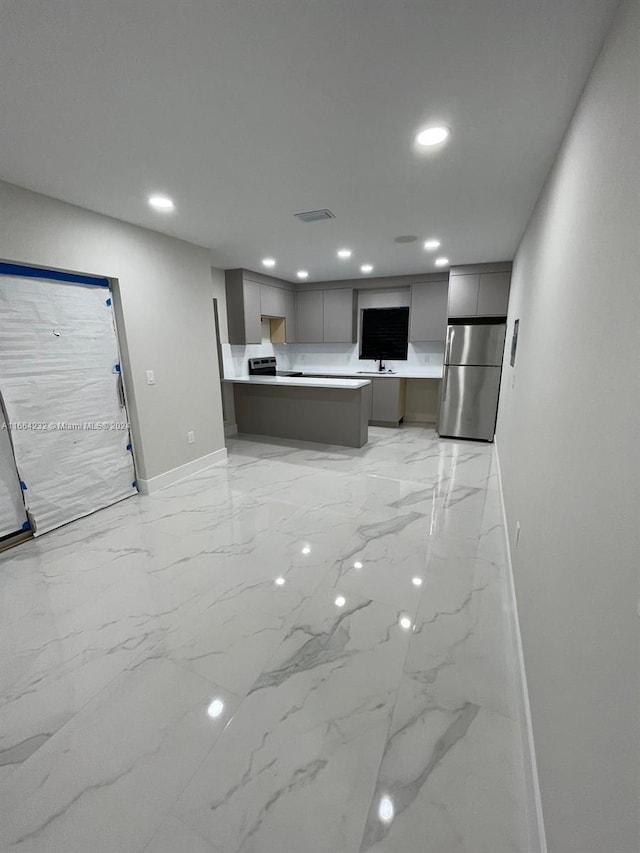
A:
496,1,640,851
0,181,226,483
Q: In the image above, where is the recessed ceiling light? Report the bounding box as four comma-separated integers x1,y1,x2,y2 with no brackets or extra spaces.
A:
353,561,363,569
148,195,175,211
335,595,346,607
360,264,373,274
262,258,276,268
423,239,440,251
297,270,309,279
399,616,412,630
207,698,224,719
435,257,449,267
301,545,311,555
378,795,395,824
412,577,423,587
337,248,352,259
275,576,286,586
415,126,450,147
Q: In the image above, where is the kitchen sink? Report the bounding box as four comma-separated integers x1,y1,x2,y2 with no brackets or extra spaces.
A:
357,370,397,374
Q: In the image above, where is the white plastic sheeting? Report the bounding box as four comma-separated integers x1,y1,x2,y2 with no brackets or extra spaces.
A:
0,276,137,535
0,402,27,537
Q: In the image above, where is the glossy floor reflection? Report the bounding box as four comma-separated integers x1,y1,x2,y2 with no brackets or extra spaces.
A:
0,426,530,853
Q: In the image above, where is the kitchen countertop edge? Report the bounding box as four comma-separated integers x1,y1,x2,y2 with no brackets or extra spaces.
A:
223,376,372,390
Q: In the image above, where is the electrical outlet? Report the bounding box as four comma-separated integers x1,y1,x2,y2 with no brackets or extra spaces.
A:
515,521,521,548
146,370,156,385
187,431,195,444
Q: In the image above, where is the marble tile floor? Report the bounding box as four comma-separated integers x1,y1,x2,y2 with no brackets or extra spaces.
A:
0,426,530,852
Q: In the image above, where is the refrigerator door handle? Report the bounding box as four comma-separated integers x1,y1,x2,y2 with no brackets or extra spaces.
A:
445,327,453,365
441,367,449,401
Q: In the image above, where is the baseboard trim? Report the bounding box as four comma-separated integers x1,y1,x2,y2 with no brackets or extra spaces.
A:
137,447,228,495
495,439,548,853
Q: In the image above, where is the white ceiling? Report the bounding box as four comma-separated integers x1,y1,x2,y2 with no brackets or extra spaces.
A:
0,0,617,282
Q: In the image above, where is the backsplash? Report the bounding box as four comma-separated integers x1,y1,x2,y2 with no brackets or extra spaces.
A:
221,342,444,377
221,343,283,378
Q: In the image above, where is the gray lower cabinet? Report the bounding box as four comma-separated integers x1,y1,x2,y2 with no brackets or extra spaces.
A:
476,271,510,316
296,290,324,342
323,288,356,343
448,274,480,318
409,282,448,341
370,378,406,426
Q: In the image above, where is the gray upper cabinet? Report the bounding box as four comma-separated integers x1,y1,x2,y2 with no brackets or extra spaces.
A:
448,269,511,319
225,270,262,344
241,280,262,343
296,290,324,343
260,283,284,318
283,289,296,342
409,282,448,341
296,288,356,343
448,274,480,318
323,289,356,343
476,271,510,316
226,271,296,344
260,283,296,342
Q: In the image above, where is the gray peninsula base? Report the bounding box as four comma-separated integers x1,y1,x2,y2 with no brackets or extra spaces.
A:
233,382,371,448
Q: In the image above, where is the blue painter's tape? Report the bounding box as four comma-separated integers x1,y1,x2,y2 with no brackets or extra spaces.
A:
131,480,137,489
106,297,112,306
114,364,121,373
19,481,27,491
126,443,132,451
0,263,110,288
21,520,31,531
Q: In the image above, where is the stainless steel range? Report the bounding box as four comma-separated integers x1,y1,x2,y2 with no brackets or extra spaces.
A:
248,357,302,377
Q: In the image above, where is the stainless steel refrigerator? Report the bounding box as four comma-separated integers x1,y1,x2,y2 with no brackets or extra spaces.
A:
438,322,506,441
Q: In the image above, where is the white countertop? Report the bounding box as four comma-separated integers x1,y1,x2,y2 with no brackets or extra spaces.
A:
223,375,371,390
296,366,444,380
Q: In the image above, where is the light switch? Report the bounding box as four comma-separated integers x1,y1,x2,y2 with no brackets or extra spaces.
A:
146,370,156,385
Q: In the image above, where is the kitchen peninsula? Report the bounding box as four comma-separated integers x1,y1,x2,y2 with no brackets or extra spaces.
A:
223,375,371,448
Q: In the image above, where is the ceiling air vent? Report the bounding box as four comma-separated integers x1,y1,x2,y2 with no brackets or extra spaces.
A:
293,209,335,223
